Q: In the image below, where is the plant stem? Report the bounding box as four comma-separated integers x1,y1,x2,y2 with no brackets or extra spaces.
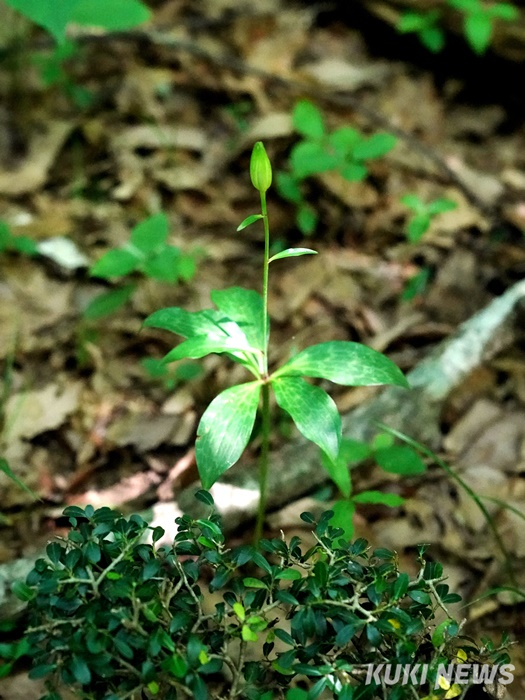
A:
255,382,271,542
255,190,271,542
260,191,270,375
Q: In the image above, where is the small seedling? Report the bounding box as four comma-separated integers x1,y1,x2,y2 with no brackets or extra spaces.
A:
86,213,196,320
397,0,519,55
321,432,426,540
400,194,457,243
448,0,519,54
145,142,408,540
277,101,397,235
397,9,445,53
32,41,93,109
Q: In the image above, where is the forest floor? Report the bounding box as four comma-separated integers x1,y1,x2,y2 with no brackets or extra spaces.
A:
1,0,525,697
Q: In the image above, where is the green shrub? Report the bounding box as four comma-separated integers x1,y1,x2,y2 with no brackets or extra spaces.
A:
16,495,510,700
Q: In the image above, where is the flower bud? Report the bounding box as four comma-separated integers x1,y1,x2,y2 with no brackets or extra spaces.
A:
250,141,272,193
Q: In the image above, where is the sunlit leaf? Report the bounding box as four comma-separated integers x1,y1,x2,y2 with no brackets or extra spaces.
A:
275,341,409,388
211,287,265,350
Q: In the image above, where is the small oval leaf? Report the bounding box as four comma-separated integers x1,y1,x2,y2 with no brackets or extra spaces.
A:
269,248,318,263
237,214,264,231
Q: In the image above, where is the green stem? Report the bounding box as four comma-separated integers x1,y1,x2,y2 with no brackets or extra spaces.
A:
255,191,271,542
260,191,270,375
255,382,271,542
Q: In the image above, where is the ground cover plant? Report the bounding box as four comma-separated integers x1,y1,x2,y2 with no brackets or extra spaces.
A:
144,142,408,540
16,495,511,700
397,0,519,54
276,102,397,236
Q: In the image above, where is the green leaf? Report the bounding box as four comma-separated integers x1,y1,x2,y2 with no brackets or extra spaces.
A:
70,655,91,685
464,12,493,54
275,341,409,388
83,285,135,320
421,25,446,53
432,618,455,647
292,100,325,140
272,376,341,461
196,382,261,489
408,589,432,605
340,162,368,182
194,490,214,506
144,307,233,339
353,133,397,161
71,0,151,31
269,248,317,263
11,580,36,602
90,248,139,278
406,214,431,242
328,127,361,156
233,602,245,620
290,142,338,179
393,572,410,600
242,625,258,642
489,3,519,21
237,214,264,231
398,10,431,33
276,172,302,204
164,334,258,363
320,450,352,498
211,287,265,351
400,193,424,211
243,577,268,589
2,0,79,43
427,198,457,215
142,247,181,282
329,499,355,541
275,568,302,581
352,491,405,507
130,213,168,253
375,446,426,475
0,458,39,499
296,204,318,235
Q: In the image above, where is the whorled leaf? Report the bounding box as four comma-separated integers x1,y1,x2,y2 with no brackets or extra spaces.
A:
272,376,341,461
196,382,261,489
274,341,409,388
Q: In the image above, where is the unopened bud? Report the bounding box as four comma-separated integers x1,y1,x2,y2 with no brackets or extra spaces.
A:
250,141,272,193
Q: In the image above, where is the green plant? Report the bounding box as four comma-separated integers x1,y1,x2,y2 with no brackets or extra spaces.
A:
277,102,397,235
397,1,519,55
397,10,445,53
448,0,519,54
85,212,197,321
321,433,426,541
144,142,408,540
400,195,457,244
16,495,511,700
